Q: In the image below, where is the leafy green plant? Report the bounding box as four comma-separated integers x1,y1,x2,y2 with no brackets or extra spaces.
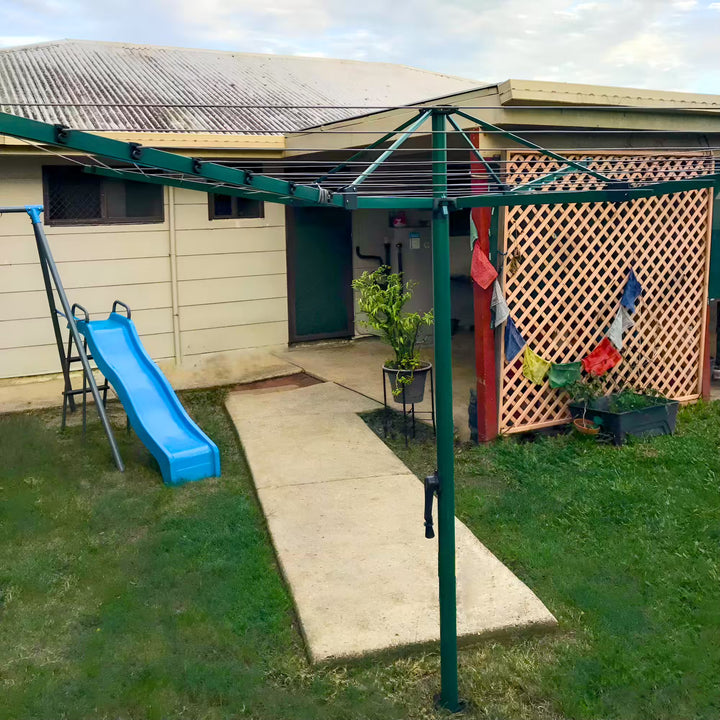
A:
608,386,668,413
352,267,433,394
566,376,603,408
565,376,604,423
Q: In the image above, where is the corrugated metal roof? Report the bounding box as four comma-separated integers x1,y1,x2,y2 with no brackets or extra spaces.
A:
0,40,483,134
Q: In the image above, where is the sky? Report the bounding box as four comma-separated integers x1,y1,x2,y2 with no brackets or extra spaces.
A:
1,0,720,93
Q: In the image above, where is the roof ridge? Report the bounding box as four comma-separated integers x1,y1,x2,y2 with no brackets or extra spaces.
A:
0,38,481,82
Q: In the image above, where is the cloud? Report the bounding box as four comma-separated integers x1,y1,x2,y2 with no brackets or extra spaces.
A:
0,35,50,47
0,0,717,93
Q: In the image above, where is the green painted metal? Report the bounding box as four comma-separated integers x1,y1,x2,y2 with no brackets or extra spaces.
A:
314,111,426,185
289,207,354,340
454,109,614,184
489,207,500,267
353,196,435,209
83,166,307,206
431,109,461,713
345,110,432,190
709,189,720,301
454,177,720,209
446,114,503,188
508,161,589,193
0,111,343,208
351,176,719,211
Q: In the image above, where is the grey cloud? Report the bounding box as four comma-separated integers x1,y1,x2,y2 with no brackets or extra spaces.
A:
1,0,718,92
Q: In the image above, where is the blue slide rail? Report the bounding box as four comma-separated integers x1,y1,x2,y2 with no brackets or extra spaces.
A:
77,308,220,486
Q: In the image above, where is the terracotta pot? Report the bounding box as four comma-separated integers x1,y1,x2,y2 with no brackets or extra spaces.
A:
573,417,599,436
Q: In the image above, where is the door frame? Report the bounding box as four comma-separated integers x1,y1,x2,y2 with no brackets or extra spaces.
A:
285,206,355,343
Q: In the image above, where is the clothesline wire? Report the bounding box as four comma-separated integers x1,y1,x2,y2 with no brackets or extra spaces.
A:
17,136,718,198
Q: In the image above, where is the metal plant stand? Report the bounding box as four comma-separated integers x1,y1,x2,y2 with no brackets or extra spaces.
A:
381,366,436,447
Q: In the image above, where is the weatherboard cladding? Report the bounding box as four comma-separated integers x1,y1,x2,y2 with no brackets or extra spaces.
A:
0,40,481,134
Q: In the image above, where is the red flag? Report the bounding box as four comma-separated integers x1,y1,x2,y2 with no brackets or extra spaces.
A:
471,241,498,289
582,337,622,376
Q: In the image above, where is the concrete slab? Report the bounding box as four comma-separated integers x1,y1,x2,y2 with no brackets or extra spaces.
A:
275,332,477,441
225,380,381,419
226,381,557,663
232,413,408,488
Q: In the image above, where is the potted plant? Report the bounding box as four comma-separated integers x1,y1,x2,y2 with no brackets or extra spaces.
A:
567,383,679,445
352,267,434,404
566,376,603,436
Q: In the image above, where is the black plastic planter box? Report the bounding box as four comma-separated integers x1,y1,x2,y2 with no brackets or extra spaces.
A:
568,394,679,445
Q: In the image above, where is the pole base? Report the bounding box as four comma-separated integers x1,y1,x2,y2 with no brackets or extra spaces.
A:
434,694,468,714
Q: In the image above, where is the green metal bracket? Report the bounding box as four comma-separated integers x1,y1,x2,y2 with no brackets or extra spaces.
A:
433,197,457,212
454,109,614,184
446,114,504,189
508,159,592,193
352,196,434,210
343,110,432,191
0,111,343,208
454,177,720,209
314,111,427,185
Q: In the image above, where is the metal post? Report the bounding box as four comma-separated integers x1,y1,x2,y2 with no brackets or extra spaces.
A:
431,110,461,712
25,206,125,472
33,236,76,412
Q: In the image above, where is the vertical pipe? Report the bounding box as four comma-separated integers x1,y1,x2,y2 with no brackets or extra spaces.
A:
431,110,460,712
167,186,183,365
27,209,125,472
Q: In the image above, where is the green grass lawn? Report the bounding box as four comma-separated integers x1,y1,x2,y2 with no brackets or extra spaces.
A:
1,391,718,719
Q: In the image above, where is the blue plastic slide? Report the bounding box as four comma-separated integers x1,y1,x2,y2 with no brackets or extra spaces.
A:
77,312,221,485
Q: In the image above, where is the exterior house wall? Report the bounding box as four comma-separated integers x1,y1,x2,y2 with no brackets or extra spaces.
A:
0,157,288,380
351,208,472,335
172,187,288,360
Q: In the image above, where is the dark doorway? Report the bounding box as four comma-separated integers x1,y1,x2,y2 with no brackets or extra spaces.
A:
286,206,354,342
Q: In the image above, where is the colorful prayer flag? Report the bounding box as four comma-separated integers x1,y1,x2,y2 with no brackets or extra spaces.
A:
523,347,551,385
548,361,582,388
582,337,622,376
620,268,643,313
504,317,526,362
491,280,510,327
471,241,498,289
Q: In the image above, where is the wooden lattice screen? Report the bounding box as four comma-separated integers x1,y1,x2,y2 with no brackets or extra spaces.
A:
498,152,714,434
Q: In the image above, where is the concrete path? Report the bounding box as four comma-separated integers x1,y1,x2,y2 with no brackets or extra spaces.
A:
226,381,556,663
275,333,477,441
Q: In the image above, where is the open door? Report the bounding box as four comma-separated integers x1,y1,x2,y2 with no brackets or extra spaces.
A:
286,206,354,342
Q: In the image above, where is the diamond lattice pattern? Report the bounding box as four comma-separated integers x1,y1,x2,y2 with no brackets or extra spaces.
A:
498,152,713,434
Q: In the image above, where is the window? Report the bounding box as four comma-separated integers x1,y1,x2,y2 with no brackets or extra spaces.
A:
209,193,264,220
43,166,164,225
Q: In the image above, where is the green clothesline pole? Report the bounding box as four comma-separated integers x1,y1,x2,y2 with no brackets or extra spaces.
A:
431,107,461,712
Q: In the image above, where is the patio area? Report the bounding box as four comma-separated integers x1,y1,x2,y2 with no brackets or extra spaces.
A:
275,330,477,442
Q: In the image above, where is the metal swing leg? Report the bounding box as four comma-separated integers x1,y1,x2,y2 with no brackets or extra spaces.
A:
26,209,124,472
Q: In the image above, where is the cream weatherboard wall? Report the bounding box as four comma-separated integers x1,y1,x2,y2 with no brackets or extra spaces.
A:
172,186,288,360
0,157,289,380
